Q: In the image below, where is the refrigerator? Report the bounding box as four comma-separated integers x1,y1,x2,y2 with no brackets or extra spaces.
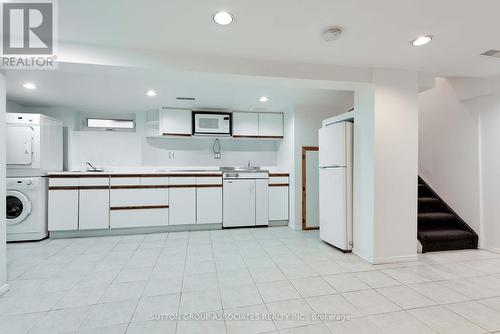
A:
318,121,353,251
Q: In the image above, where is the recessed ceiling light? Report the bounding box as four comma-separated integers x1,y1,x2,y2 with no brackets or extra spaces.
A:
146,90,157,97
23,82,36,90
213,11,233,25
259,96,269,102
412,35,433,47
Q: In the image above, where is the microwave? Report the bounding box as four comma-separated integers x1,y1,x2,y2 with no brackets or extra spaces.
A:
193,112,232,136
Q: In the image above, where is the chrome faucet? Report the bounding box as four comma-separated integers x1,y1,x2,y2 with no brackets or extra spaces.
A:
247,160,251,169
86,162,103,172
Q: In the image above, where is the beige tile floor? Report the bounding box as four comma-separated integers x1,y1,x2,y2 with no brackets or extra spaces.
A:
2,227,500,333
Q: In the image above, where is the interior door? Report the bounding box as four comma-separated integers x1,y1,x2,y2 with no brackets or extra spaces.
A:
319,167,348,250
6,125,33,165
223,179,255,227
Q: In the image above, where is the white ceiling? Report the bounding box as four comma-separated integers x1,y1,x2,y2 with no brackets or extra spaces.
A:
58,0,500,78
6,65,354,113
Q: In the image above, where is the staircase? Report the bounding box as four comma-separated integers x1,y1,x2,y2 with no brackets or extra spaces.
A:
418,177,478,253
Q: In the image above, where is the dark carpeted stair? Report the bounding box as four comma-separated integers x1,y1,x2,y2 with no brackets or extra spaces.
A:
417,177,478,253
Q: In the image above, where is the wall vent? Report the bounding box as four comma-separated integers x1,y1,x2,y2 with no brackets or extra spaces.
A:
481,49,500,58
176,97,196,101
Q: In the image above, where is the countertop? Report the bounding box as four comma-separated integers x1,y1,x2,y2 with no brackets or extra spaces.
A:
48,167,289,177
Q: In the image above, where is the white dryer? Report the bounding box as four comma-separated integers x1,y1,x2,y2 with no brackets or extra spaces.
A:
6,177,48,242
6,113,63,177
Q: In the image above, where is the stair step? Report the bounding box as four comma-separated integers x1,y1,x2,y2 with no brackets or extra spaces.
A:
418,228,477,252
418,184,434,197
418,212,456,221
418,197,448,213
418,212,459,229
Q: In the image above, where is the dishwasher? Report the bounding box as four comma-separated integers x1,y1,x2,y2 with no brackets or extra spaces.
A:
222,171,269,227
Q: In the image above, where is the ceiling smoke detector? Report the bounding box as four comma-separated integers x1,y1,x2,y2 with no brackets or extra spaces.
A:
322,27,342,42
481,50,500,58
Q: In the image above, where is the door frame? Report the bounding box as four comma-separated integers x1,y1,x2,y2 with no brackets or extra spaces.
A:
302,146,319,230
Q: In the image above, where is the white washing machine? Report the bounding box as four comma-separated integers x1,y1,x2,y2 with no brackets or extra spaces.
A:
6,177,48,242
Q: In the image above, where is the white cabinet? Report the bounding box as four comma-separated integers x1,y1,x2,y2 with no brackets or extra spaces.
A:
48,188,79,231
159,108,192,136
255,179,269,225
169,187,196,225
48,177,79,231
232,112,259,137
79,189,109,230
196,177,222,224
109,176,169,228
269,186,289,221
259,113,283,137
79,177,110,230
268,175,289,221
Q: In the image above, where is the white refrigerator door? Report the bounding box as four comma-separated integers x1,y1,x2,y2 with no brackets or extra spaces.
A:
223,179,256,227
318,122,347,168
319,167,349,250
6,125,33,165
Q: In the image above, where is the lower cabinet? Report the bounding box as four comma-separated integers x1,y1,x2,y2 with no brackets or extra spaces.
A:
256,179,269,226
109,186,169,228
269,186,289,221
169,187,196,225
79,189,109,230
48,189,79,231
110,208,169,228
197,187,222,224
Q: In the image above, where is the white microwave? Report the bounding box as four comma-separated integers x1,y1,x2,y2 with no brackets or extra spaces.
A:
193,112,232,136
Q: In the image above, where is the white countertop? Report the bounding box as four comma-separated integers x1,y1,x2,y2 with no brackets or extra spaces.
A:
48,166,289,177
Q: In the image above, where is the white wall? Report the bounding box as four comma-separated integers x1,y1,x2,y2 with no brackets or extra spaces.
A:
371,69,419,263
418,78,481,234
478,84,500,252
0,72,8,294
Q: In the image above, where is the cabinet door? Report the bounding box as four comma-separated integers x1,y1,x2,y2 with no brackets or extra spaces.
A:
48,190,78,231
197,187,222,224
269,186,289,221
223,179,255,227
169,188,196,225
232,112,259,137
110,208,168,228
79,189,109,230
159,108,192,136
255,179,269,226
258,113,283,137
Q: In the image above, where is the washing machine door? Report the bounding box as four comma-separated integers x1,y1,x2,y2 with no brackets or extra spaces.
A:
6,190,32,225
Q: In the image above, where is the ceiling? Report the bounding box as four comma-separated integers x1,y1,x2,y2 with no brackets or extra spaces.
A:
57,0,500,78
6,65,354,113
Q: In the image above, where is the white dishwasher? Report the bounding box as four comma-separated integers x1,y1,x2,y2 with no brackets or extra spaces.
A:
223,171,269,227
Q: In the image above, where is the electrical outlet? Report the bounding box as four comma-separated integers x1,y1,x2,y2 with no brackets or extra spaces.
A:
214,152,221,159
169,151,175,159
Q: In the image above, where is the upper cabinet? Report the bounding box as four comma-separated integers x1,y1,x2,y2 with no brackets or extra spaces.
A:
159,108,192,136
232,112,259,137
258,113,283,138
158,108,284,140
233,112,283,138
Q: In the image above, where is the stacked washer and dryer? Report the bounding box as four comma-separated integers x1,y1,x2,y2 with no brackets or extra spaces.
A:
6,113,63,241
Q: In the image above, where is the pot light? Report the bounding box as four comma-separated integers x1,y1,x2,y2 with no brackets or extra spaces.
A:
213,11,233,25
259,96,269,102
146,90,157,97
23,82,36,90
412,35,433,47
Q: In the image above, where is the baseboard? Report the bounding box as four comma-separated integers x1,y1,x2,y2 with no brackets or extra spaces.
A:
0,283,9,296
480,245,500,254
371,254,418,265
50,224,223,238
269,220,289,227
